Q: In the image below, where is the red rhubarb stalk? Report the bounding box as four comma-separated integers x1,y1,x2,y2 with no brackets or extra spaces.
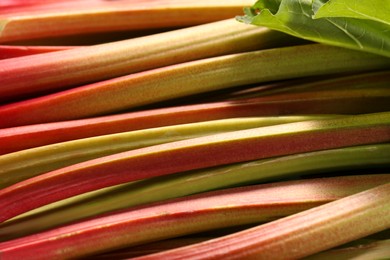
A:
0,45,73,59
0,0,254,42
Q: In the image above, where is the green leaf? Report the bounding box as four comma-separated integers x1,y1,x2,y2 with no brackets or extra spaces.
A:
312,0,390,26
237,0,390,57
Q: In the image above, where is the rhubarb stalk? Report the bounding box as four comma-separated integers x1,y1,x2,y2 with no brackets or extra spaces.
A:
0,45,73,59
135,182,390,259
0,0,255,42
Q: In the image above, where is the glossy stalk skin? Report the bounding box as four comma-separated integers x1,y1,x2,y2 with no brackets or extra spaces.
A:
2,143,390,241
0,175,387,259
1,43,389,124
136,182,390,260
2,84,390,153
0,19,292,101
1,116,329,188
0,0,254,43
0,112,390,222
0,45,73,59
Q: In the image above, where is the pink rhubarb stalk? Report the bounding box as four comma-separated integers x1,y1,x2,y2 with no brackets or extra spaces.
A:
136,182,390,260
0,0,254,42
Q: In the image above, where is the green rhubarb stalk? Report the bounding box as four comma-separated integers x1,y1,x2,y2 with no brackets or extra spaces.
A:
0,116,333,188
224,70,390,100
0,112,389,222
0,175,387,259
227,85,390,106
0,0,254,43
0,18,293,101
136,182,390,260
1,43,389,127
304,239,390,260
2,143,390,241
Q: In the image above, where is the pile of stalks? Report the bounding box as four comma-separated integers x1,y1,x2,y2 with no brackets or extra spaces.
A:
0,1,389,259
